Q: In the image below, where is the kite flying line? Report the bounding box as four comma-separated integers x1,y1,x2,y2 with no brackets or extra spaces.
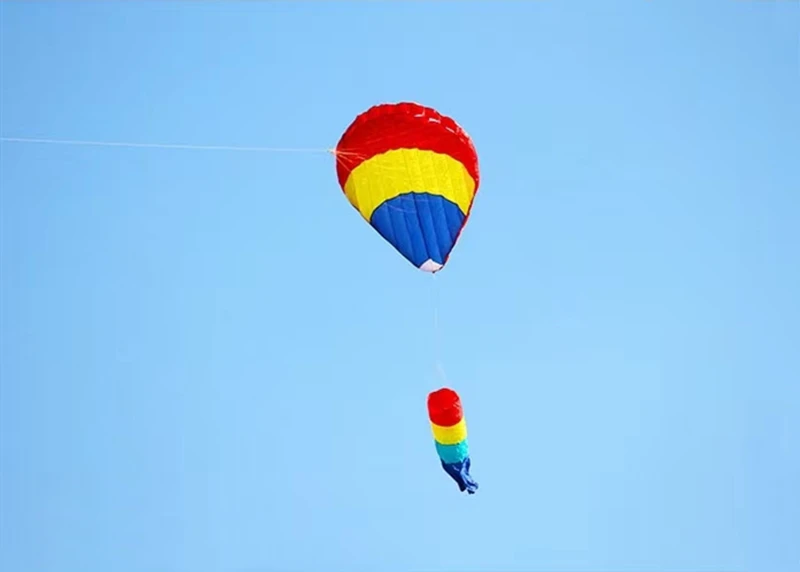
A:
0,136,335,154
0,136,431,216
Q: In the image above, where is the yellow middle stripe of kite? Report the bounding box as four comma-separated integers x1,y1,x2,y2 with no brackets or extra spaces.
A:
343,148,476,222
430,418,468,445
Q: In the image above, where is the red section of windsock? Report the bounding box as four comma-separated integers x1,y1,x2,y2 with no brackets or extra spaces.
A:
427,387,464,427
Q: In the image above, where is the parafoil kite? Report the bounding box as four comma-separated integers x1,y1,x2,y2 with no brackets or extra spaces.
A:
427,387,478,494
335,102,480,272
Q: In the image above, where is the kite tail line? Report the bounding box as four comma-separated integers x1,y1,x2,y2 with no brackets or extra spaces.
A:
432,273,450,386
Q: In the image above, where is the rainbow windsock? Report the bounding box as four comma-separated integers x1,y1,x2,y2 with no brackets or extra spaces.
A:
427,387,478,494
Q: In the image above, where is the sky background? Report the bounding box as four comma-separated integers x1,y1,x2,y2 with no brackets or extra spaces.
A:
1,1,799,572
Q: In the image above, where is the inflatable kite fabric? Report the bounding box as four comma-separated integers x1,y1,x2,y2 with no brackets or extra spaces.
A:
427,387,478,494
334,102,480,272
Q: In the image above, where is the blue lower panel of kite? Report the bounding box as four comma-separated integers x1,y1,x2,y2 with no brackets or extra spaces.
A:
369,192,464,268
441,457,478,494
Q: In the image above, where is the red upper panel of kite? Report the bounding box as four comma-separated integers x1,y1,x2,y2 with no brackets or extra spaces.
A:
334,102,480,190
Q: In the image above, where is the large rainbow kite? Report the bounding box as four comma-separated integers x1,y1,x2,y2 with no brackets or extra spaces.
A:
427,387,478,494
334,102,480,272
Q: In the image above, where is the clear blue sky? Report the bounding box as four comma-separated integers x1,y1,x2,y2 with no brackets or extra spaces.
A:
1,2,798,571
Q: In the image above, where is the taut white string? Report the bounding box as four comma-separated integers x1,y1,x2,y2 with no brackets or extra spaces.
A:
0,136,334,154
